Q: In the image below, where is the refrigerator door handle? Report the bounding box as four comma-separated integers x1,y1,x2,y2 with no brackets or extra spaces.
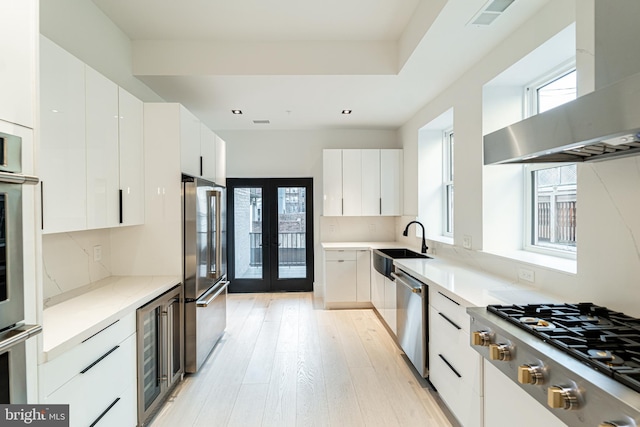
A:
206,189,222,279
196,281,229,308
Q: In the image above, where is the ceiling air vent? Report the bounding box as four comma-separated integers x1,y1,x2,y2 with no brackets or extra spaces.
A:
468,0,515,26
253,120,270,124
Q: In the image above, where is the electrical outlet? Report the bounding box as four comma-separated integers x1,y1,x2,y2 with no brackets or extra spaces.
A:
329,224,335,233
463,235,472,249
518,268,535,283
368,224,376,233
93,245,102,262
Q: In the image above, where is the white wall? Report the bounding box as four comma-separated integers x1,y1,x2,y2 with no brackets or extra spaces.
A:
220,129,400,295
401,0,640,317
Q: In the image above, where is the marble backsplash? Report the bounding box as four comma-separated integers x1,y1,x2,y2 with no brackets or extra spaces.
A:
42,229,112,307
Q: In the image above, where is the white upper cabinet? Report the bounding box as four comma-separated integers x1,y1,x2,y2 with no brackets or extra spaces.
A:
361,150,381,216
40,36,87,233
0,0,36,128
200,123,216,182
342,149,362,216
380,149,402,216
118,87,144,226
40,37,145,233
322,149,343,216
179,106,202,178
215,133,226,186
322,148,401,217
86,66,120,229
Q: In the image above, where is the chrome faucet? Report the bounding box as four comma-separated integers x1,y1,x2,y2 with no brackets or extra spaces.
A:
402,221,428,254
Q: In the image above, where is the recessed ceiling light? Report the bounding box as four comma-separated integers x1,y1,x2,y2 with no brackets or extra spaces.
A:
231,109,243,115
342,110,352,115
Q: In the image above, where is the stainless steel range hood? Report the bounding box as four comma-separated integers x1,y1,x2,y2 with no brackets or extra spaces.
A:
484,71,640,164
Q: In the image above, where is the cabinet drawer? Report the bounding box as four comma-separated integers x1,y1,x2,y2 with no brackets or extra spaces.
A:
41,311,136,397
429,288,470,332
325,250,357,261
45,334,136,427
429,355,482,427
91,384,137,427
429,307,482,394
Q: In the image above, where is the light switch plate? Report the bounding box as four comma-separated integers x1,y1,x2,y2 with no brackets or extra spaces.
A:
518,268,535,283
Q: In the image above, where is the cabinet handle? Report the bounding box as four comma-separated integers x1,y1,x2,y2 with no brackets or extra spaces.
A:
379,198,382,215
438,312,461,330
89,397,120,427
80,345,120,374
200,156,203,176
40,181,44,230
341,198,344,215
438,291,460,306
438,354,462,378
81,320,120,343
118,189,123,224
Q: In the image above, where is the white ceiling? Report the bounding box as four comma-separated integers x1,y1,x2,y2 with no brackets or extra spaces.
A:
91,0,552,131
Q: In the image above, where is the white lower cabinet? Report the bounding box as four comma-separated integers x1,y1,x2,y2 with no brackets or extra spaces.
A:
484,361,567,427
324,249,371,308
429,288,482,427
40,313,137,427
383,277,396,335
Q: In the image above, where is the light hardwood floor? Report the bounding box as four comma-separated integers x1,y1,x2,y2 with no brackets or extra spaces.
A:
150,292,454,427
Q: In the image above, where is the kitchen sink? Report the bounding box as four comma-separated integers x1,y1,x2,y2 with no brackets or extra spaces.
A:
372,248,431,279
376,248,430,259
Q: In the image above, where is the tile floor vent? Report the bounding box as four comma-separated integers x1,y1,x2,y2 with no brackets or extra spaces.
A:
468,0,515,26
253,119,270,124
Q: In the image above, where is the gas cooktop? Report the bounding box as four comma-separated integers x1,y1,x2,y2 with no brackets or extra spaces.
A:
487,303,640,393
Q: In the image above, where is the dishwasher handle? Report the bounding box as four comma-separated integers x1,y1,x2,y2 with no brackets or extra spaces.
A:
391,271,423,294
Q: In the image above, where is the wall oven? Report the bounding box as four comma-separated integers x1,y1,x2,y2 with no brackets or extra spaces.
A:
0,128,41,404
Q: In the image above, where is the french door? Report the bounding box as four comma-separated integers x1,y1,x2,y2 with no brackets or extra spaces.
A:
227,178,314,292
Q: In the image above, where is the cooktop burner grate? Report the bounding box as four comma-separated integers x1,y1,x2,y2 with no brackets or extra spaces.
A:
488,303,640,393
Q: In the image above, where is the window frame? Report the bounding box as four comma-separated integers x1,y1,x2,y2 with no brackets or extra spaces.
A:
523,164,577,259
443,129,454,237
523,63,578,259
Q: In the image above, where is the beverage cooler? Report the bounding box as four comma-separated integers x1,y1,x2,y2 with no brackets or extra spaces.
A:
136,285,183,426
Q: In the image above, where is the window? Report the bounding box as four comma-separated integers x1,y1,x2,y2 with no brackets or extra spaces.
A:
524,67,577,257
443,130,454,236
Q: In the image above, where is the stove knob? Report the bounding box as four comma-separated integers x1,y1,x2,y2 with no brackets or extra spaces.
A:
547,385,580,410
518,364,544,385
489,343,511,361
471,330,491,346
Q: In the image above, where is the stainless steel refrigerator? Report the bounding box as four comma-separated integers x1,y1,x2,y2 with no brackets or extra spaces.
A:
183,175,228,373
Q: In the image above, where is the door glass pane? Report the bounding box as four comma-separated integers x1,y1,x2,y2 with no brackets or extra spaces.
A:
234,187,262,279
142,307,161,410
277,187,306,279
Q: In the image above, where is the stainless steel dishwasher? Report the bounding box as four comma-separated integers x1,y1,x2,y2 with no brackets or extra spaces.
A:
392,269,428,378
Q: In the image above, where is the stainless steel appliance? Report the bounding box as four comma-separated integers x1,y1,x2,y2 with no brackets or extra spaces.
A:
468,303,640,427
393,269,428,378
183,176,228,374
0,130,41,404
137,285,183,426
484,71,640,164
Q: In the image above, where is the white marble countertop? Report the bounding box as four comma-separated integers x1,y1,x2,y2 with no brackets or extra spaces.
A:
42,275,181,362
322,241,560,307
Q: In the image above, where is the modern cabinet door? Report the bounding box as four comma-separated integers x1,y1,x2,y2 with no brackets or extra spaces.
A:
214,133,226,186
118,87,144,226
356,250,371,302
40,36,87,233
324,250,357,303
86,66,120,229
323,149,342,216
179,106,201,177
371,269,385,313
380,149,402,215
361,150,381,216
383,277,397,335
0,0,36,128
200,123,217,182
342,149,362,216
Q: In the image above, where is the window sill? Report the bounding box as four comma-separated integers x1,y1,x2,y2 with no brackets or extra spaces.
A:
482,249,577,275
427,235,454,246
